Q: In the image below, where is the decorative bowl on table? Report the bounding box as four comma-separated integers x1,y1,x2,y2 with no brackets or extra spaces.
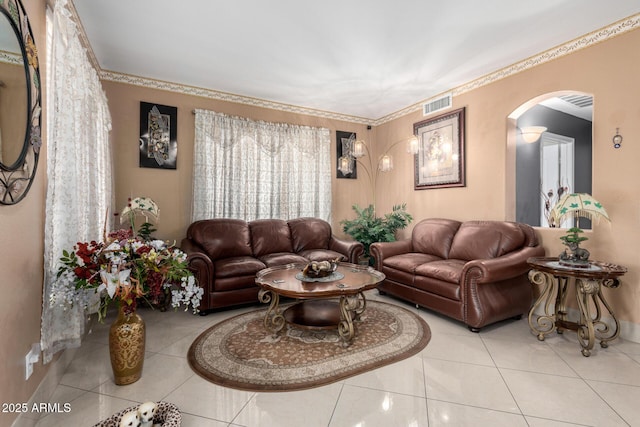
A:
295,258,345,283
302,259,338,278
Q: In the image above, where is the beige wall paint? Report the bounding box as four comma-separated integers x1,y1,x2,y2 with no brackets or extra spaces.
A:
3,7,638,421
0,0,48,426
106,27,640,334
374,28,640,328
104,81,373,242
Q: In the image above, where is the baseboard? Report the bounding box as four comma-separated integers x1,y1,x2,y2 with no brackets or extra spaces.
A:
11,347,78,427
620,318,640,344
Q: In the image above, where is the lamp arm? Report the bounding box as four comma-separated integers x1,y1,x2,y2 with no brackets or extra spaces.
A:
355,156,376,205
380,138,410,158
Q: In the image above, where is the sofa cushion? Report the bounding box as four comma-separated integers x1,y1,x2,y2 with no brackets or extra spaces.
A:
214,256,266,279
414,259,466,284
288,217,331,252
249,219,294,257
384,252,443,273
259,252,308,267
448,221,526,261
188,219,253,260
411,218,461,259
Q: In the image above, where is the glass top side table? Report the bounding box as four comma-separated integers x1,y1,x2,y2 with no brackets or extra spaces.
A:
527,256,627,357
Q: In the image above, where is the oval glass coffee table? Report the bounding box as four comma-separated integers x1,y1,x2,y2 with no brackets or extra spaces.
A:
255,262,385,346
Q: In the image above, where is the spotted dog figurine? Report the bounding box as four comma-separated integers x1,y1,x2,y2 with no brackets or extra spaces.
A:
118,411,140,427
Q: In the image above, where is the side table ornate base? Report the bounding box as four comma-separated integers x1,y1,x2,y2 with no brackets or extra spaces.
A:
527,257,626,357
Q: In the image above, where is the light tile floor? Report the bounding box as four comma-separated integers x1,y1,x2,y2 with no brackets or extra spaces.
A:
34,291,640,427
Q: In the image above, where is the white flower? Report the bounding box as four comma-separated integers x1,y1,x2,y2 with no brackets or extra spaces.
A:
49,270,95,311
104,241,121,252
99,269,131,298
130,240,144,252
168,275,202,313
150,239,166,251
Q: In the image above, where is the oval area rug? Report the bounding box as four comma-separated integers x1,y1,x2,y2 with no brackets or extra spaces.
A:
188,300,431,392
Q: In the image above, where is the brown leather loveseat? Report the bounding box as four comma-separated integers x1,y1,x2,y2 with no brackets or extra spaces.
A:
370,219,544,331
181,217,363,313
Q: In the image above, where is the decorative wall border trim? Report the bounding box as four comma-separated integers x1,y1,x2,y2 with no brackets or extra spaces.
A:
99,70,373,125
0,50,22,65
376,13,640,125
95,13,639,127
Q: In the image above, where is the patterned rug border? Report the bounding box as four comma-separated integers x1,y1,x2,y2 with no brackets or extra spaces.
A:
187,300,431,392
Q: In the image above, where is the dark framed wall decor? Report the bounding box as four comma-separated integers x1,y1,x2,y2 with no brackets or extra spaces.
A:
139,101,178,169
414,107,465,189
336,130,357,179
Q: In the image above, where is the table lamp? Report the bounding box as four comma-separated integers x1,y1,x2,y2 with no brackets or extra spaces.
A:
549,193,610,267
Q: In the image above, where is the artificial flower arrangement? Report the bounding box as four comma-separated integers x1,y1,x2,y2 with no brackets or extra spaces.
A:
49,197,203,321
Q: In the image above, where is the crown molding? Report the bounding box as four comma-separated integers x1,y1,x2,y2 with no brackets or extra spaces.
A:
99,71,373,125
0,50,22,65
374,13,640,126
85,11,640,127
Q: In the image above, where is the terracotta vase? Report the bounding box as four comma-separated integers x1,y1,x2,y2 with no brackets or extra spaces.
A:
108,304,145,385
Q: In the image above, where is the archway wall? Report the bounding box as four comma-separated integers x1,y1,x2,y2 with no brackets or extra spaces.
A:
372,27,640,338
511,94,593,227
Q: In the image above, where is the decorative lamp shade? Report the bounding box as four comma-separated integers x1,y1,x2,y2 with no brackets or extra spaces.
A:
338,156,353,175
378,154,393,172
549,193,610,227
407,136,419,155
120,197,160,224
352,140,366,158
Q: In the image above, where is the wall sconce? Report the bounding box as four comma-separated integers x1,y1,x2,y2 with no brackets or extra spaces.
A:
612,128,622,149
519,126,547,143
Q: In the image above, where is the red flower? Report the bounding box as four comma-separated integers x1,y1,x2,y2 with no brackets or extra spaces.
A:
136,246,152,255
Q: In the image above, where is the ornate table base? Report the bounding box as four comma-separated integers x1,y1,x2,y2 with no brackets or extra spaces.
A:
527,258,626,357
258,289,367,346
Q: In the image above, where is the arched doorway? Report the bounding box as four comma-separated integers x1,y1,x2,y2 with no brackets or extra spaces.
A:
508,91,593,228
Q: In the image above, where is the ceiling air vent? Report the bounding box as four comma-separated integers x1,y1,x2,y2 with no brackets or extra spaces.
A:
422,93,452,116
559,94,593,108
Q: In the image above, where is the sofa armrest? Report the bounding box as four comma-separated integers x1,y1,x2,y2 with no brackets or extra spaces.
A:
462,245,546,283
180,238,214,293
370,240,414,271
329,235,364,264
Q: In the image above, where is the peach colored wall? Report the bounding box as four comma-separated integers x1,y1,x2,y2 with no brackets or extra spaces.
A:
104,81,372,242
374,28,640,330
105,27,640,336
0,0,48,426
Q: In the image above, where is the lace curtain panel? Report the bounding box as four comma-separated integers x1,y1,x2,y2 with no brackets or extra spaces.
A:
40,0,113,364
192,110,332,222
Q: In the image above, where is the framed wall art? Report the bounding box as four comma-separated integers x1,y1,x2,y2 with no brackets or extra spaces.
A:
336,130,357,179
139,101,177,169
414,107,465,189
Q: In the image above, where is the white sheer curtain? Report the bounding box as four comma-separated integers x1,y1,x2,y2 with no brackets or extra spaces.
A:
192,110,331,221
40,0,113,364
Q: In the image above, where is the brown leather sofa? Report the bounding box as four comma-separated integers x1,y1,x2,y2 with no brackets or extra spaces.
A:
181,217,364,313
370,219,545,331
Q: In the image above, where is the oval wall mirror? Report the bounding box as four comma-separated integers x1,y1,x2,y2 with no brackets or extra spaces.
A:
0,0,41,205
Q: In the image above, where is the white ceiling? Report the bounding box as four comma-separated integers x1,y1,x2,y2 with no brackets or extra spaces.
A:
72,1,640,121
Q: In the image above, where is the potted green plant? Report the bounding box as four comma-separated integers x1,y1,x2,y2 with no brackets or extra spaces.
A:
341,204,413,265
